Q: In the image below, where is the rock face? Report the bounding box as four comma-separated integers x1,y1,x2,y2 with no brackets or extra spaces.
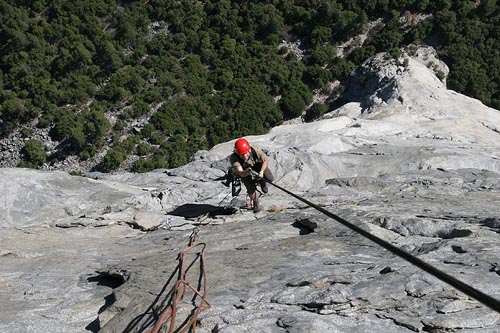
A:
1,46,500,333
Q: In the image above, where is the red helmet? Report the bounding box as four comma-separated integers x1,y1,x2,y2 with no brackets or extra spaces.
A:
234,138,251,154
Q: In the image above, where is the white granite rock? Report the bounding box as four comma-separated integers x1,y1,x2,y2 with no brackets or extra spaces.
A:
1,46,500,332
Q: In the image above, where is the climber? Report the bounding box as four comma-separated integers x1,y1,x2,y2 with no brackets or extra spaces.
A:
230,138,274,213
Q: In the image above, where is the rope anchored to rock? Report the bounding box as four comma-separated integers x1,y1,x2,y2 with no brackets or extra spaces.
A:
144,222,212,333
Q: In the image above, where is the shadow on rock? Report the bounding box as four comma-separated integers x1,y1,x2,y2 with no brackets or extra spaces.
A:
168,204,237,218
480,217,500,233
121,266,180,333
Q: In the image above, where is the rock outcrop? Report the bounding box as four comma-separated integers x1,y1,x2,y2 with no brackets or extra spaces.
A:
1,46,500,332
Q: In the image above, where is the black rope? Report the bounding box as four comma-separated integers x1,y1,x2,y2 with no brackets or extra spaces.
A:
266,179,500,313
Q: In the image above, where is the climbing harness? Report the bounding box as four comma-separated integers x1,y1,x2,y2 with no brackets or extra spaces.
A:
264,179,500,314
221,168,262,199
221,167,241,197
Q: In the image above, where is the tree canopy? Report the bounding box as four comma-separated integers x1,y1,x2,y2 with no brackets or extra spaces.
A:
1,0,500,171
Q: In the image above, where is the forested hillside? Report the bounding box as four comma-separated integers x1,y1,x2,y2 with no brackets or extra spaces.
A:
1,0,499,172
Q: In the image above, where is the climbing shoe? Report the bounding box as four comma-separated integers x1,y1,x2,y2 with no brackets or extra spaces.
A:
253,202,261,213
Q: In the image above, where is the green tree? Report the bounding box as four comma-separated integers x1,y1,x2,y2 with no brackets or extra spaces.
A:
182,54,213,96
280,90,306,120
371,12,403,51
308,44,337,66
1,97,31,130
477,0,498,17
136,142,152,156
84,108,110,144
304,103,328,122
310,26,332,45
303,65,332,89
412,0,430,11
3,0,500,172
347,45,376,65
102,148,127,171
19,139,46,168
448,60,491,104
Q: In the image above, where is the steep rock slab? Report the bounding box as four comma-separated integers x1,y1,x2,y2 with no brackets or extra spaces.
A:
2,46,500,332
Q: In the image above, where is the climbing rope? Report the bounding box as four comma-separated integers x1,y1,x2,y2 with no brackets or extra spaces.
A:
144,222,212,333
145,173,499,333
265,179,500,313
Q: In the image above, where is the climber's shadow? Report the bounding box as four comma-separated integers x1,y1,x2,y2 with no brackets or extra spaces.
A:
121,260,181,333
168,203,236,218
98,204,236,332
